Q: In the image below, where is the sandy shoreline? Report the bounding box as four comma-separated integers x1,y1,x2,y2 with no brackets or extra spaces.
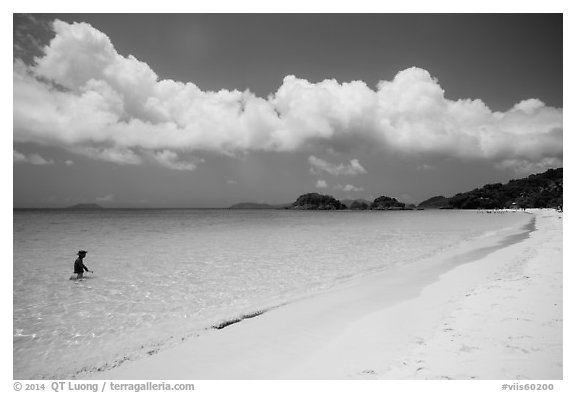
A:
93,209,562,380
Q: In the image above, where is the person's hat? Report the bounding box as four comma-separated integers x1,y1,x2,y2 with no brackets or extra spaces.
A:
77,250,88,255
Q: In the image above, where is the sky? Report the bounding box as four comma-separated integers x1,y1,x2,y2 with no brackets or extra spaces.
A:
13,13,563,208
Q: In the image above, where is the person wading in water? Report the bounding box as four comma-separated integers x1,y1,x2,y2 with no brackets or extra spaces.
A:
72,250,93,280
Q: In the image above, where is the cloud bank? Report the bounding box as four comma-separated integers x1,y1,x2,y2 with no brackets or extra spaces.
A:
13,20,562,173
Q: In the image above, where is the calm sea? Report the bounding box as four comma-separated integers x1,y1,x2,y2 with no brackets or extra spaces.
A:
13,209,531,379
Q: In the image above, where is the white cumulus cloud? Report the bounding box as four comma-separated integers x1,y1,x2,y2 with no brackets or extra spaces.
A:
152,150,200,171
95,194,115,202
73,146,143,165
309,156,367,176
13,150,54,165
335,184,365,192
315,179,328,189
12,20,563,172
13,150,26,162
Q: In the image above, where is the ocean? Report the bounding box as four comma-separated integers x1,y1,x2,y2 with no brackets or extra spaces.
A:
13,208,531,379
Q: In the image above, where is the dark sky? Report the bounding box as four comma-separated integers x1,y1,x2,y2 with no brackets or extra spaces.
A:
13,14,563,207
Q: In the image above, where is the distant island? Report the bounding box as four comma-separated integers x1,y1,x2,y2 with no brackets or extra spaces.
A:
227,168,562,211
349,199,371,210
341,199,371,209
371,196,405,210
286,193,409,211
417,196,451,209
290,193,347,210
66,203,104,210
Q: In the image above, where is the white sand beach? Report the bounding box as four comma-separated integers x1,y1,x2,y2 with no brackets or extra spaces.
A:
95,209,562,380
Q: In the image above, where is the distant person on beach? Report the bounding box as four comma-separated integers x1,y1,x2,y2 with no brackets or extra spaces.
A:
73,250,92,279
